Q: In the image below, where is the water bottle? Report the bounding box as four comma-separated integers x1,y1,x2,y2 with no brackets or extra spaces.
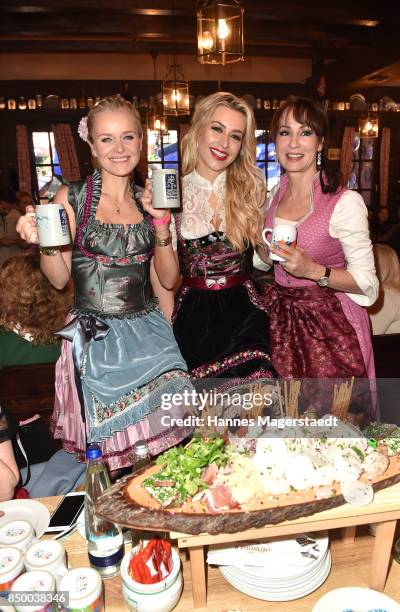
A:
85,445,124,577
130,441,168,546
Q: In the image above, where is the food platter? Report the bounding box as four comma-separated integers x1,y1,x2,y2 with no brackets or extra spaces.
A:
96,455,400,536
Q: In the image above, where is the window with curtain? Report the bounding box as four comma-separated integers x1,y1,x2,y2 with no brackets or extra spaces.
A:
31,130,61,201
347,132,376,208
147,129,179,172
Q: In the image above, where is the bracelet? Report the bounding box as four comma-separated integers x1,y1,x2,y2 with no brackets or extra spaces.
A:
155,233,172,247
39,246,61,256
152,211,171,227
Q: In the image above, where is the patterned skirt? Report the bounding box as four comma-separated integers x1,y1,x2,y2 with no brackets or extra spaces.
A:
263,282,375,421
52,308,194,470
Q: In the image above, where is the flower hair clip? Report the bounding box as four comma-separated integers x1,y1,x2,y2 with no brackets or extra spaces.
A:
78,116,89,142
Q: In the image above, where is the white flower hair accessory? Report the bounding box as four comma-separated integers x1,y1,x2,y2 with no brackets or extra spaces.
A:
78,116,89,142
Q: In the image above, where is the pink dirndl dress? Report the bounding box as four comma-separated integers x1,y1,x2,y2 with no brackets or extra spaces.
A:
263,173,377,421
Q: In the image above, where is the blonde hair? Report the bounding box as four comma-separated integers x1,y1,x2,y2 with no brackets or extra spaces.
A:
373,244,400,291
181,92,265,252
87,94,142,143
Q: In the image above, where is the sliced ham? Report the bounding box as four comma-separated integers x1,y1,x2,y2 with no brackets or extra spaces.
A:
204,486,239,514
201,463,219,485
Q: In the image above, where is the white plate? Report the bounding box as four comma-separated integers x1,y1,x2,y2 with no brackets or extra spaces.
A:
312,586,400,612
0,500,50,538
221,553,331,601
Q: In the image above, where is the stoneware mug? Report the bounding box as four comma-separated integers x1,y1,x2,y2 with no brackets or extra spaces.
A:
262,222,297,262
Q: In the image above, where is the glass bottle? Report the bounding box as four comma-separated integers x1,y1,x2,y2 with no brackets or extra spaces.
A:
85,445,124,578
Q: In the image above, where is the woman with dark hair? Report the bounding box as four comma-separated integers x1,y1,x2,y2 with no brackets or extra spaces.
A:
260,96,379,420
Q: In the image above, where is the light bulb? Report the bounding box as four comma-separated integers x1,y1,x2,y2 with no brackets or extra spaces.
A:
201,31,214,50
172,89,181,102
217,19,229,40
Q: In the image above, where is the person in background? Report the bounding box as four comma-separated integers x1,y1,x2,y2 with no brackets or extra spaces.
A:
0,254,71,366
370,206,393,244
260,96,379,421
0,406,19,501
16,94,194,472
0,191,26,269
169,92,276,391
16,190,35,215
368,244,400,335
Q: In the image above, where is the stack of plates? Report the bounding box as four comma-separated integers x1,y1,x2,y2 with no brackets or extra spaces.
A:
216,533,331,602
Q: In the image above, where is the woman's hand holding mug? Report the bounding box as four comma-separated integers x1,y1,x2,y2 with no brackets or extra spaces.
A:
16,205,39,244
262,223,297,262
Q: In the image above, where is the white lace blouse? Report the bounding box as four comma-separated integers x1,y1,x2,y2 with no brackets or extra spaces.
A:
171,169,227,248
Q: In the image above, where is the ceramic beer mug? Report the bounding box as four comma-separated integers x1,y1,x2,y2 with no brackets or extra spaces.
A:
35,203,71,247
262,222,297,262
151,168,181,209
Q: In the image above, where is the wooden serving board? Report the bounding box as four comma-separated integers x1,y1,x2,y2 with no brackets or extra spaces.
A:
95,456,400,535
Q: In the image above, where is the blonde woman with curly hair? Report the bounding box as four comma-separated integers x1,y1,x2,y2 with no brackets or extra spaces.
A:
0,254,71,365
368,244,400,334
16,94,194,471
171,92,276,384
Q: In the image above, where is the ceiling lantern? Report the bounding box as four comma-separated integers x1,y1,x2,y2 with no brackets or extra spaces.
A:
162,62,190,116
197,0,244,66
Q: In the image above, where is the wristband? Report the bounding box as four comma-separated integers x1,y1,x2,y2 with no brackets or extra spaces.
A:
152,211,171,227
39,246,61,256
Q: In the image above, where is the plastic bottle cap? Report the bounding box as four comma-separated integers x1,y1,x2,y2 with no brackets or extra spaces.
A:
86,444,102,460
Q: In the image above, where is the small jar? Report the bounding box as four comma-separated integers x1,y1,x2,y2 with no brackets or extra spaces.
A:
7,99,16,110
61,98,69,109
35,94,43,108
0,97,6,110
24,540,67,586
10,570,55,612
263,99,271,110
256,98,262,109
272,99,279,110
0,520,35,552
86,96,94,108
69,97,78,109
0,547,24,596
78,97,86,109
27,98,37,110
59,568,104,612
17,97,27,110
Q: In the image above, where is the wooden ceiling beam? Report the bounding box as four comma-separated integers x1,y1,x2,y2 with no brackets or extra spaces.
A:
323,46,400,90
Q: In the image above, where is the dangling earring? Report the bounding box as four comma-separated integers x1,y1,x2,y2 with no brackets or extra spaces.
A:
316,150,322,170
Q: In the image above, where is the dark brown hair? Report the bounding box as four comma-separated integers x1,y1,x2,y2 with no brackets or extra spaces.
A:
0,254,72,345
270,95,342,194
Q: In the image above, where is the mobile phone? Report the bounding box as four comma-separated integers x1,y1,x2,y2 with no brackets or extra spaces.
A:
46,491,85,532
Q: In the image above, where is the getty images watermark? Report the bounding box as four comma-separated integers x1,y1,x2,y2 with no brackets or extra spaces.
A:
159,389,338,430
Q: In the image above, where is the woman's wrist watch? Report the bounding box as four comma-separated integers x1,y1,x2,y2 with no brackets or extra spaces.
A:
316,267,331,287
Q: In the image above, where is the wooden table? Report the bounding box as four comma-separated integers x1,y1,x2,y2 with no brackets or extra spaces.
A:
39,490,400,611
170,482,400,609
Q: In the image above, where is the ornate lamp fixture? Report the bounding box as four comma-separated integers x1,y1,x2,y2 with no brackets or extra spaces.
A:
359,115,379,139
197,0,244,65
162,61,190,116
148,53,169,135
